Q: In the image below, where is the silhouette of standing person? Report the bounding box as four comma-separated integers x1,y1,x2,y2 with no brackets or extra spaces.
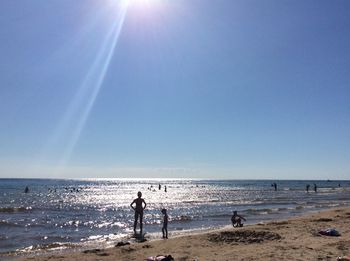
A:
130,191,147,234
161,208,168,239
270,182,277,191
313,183,317,192
306,184,310,192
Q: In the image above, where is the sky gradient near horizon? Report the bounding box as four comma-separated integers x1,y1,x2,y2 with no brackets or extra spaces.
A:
1,0,350,179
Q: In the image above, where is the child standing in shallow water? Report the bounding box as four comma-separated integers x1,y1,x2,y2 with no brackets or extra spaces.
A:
161,209,168,239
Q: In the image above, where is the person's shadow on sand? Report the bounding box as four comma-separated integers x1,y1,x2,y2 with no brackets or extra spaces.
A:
133,231,147,242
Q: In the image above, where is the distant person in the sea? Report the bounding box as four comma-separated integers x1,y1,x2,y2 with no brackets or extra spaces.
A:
130,191,147,234
231,210,246,227
161,208,168,239
159,184,161,190
272,182,277,191
306,184,310,192
314,183,317,192
24,186,29,193
164,185,167,193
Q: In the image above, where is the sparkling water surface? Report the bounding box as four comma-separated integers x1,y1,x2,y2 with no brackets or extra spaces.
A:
1,178,350,255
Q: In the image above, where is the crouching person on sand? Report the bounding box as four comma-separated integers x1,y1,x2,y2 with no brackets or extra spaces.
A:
231,210,246,227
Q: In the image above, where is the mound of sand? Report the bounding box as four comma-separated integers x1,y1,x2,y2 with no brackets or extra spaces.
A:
208,229,282,244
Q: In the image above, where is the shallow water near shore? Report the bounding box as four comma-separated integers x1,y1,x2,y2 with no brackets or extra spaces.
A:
1,178,350,257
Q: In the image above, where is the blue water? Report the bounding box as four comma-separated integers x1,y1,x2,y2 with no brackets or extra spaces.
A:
0,179,350,256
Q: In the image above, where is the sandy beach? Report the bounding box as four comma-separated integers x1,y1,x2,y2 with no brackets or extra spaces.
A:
10,207,350,261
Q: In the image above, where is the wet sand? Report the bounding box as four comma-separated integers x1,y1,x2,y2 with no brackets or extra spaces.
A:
11,208,350,260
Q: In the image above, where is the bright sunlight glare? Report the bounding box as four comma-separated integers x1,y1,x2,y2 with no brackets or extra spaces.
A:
111,0,162,8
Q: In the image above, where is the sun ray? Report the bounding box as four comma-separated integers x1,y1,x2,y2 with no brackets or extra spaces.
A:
43,2,129,173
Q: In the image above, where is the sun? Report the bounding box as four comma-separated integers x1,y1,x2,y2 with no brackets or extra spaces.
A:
110,0,165,9
129,0,153,3
124,0,161,7
108,0,160,9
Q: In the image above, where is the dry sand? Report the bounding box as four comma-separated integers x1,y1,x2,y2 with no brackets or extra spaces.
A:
11,208,350,261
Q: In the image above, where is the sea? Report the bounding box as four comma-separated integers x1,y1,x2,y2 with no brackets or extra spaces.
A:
1,178,350,257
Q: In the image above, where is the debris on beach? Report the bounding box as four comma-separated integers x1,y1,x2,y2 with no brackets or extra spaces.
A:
115,241,130,247
319,228,341,237
83,248,101,254
146,255,174,261
313,218,333,222
121,246,136,252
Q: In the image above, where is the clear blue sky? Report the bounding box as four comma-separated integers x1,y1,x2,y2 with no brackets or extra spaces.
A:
1,0,349,179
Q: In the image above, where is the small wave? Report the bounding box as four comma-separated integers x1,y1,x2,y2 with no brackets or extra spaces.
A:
182,200,202,204
0,220,22,228
245,208,275,215
0,207,31,213
171,215,194,222
0,235,9,241
18,242,78,252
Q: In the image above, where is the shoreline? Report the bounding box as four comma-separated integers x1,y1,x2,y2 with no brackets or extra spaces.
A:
5,207,350,261
2,178,349,258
